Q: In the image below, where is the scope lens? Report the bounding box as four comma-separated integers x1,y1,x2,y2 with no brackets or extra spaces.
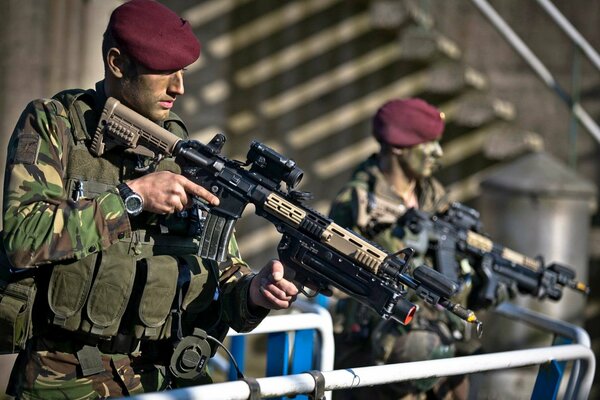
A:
285,167,304,189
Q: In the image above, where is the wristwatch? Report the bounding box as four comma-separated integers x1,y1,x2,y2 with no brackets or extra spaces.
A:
117,183,144,216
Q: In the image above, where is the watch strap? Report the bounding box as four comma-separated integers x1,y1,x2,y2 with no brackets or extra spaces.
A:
117,183,134,202
117,182,144,216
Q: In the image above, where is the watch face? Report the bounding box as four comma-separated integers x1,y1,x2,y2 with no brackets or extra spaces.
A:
125,194,143,215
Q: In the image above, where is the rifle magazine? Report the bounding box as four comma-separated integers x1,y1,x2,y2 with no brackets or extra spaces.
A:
199,213,235,264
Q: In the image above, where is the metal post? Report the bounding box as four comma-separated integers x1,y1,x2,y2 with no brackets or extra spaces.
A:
211,301,334,399
226,301,335,372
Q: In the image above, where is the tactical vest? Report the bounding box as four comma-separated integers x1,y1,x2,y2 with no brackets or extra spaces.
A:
333,160,471,345
3,89,219,351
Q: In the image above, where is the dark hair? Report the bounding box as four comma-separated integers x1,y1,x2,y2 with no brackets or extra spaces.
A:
102,28,138,80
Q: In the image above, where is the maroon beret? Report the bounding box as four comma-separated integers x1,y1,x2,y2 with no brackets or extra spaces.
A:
372,98,445,148
107,0,200,71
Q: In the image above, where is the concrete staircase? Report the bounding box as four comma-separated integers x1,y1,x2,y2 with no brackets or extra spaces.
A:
170,0,541,262
178,0,600,396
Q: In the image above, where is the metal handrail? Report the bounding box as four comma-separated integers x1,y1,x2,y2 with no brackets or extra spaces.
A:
225,300,335,373
209,299,335,400
126,344,594,400
126,301,595,399
534,0,600,72
492,302,591,399
469,0,600,144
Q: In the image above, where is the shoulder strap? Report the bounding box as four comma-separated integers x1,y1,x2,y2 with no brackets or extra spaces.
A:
52,88,99,143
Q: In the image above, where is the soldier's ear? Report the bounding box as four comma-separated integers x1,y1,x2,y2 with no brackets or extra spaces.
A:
390,147,404,156
106,47,125,79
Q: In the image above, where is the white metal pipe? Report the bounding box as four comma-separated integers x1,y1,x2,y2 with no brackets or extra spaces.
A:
226,300,335,373
535,0,600,72
470,0,555,88
216,301,334,399
127,344,594,400
494,302,590,347
493,302,591,400
469,0,600,143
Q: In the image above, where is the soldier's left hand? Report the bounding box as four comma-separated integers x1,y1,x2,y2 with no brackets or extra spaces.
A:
249,260,298,310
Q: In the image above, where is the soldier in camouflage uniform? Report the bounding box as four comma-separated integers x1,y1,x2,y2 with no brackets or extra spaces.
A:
329,99,472,400
1,1,298,398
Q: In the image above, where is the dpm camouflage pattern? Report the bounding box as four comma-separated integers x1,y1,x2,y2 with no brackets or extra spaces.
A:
12,349,149,399
329,154,472,400
3,84,266,399
3,97,130,268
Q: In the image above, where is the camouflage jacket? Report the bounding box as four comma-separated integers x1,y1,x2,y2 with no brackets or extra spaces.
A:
2,81,267,342
329,154,448,254
329,154,472,340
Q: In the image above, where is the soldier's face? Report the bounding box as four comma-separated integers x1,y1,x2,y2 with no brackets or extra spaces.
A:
397,140,443,178
119,66,185,122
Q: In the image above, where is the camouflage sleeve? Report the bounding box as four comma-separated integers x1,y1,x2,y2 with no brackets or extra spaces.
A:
328,186,362,233
218,234,268,333
2,99,130,268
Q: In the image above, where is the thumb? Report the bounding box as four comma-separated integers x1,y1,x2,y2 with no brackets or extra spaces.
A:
271,260,284,281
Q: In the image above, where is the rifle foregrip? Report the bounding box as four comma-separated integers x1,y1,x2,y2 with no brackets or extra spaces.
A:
198,212,236,263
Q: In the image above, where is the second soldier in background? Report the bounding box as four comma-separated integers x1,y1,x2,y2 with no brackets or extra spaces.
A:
329,98,473,400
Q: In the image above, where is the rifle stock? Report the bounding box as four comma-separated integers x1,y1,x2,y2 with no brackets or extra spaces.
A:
94,97,481,329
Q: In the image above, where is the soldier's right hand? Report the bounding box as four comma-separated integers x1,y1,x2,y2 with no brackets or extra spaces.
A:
126,171,219,214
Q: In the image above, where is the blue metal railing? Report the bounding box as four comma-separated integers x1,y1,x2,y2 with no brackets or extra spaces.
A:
220,300,335,400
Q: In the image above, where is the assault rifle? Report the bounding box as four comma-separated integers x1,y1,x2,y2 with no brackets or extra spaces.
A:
397,202,590,307
92,97,481,330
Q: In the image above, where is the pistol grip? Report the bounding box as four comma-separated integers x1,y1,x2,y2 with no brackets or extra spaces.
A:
199,212,235,263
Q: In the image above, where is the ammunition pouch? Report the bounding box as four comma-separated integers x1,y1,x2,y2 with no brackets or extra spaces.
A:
0,275,37,353
46,232,210,344
0,241,38,354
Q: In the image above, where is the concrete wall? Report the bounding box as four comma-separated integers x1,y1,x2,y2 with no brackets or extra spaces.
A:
427,0,600,185
0,0,119,229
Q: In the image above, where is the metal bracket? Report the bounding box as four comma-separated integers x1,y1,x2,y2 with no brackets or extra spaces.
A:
243,377,261,400
306,370,326,400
